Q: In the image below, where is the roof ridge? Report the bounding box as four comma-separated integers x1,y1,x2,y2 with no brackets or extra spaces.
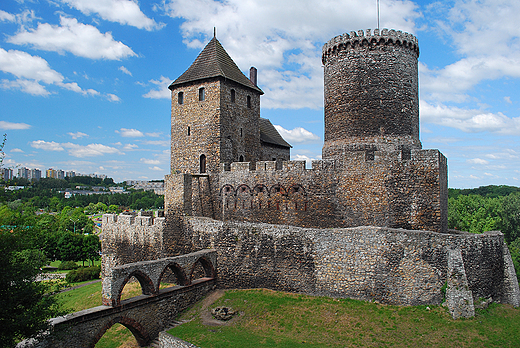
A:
169,37,263,94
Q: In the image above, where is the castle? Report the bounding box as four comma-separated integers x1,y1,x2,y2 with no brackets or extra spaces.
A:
101,28,519,327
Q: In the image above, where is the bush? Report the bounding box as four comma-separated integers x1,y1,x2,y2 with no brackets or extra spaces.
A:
58,260,79,270
66,266,100,283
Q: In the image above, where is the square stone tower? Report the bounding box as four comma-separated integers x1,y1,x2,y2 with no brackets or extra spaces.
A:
168,36,266,175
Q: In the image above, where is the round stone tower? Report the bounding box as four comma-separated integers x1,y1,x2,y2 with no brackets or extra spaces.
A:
321,29,421,159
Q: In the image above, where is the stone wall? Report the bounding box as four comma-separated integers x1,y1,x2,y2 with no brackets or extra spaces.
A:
214,148,447,233
22,280,215,348
322,29,421,155
184,217,520,310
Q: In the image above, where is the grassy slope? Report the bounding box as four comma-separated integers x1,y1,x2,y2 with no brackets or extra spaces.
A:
170,289,520,348
56,283,520,347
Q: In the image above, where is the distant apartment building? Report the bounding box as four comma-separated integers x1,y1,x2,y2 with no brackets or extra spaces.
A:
66,171,76,178
28,169,41,181
46,168,64,179
1,168,13,181
18,167,29,179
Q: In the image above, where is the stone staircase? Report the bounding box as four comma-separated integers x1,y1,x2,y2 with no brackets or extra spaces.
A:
147,319,190,348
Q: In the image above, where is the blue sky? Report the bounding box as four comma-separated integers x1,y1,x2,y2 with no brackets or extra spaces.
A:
0,0,519,188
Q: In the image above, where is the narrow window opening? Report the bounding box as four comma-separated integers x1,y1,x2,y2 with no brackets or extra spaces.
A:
199,154,206,173
231,89,235,103
199,87,205,101
365,150,375,161
239,155,244,162
240,128,243,137
178,92,184,105
401,149,411,161
247,95,251,108
187,126,191,136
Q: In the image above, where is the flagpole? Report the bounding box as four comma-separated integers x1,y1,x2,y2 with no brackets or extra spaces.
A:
377,0,380,30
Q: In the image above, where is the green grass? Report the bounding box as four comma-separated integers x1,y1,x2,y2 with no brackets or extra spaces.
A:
56,281,103,312
169,289,520,348
53,283,520,348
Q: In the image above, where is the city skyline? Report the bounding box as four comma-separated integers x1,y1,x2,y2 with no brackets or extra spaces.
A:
1,0,519,188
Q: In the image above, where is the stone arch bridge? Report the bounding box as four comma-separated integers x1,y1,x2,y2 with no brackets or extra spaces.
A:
30,250,217,348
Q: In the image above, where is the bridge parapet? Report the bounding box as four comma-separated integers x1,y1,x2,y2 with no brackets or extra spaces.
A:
102,249,217,306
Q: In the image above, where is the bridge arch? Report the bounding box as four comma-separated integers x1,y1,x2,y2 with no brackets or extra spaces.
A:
116,270,156,306
90,316,149,348
158,262,190,290
190,256,216,281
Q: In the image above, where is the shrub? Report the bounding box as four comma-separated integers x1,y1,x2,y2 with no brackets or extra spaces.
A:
66,266,100,283
58,260,79,270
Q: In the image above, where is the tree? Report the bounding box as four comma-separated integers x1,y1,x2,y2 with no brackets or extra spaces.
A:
500,193,520,243
0,226,64,346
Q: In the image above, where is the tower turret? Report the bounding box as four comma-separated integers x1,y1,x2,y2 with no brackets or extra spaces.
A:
321,29,421,159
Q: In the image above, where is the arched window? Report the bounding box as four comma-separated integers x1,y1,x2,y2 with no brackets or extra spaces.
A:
200,154,206,173
239,155,244,162
247,95,251,108
199,87,205,101
178,92,184,105
231,89,235,103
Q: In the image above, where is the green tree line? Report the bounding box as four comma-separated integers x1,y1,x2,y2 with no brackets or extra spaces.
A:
0,177,164,211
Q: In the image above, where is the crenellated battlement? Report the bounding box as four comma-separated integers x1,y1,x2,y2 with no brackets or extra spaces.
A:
322,28,419,64
102,211,165,227
221,159,337,173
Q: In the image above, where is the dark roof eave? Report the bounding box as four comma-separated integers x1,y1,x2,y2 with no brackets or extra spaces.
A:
169,76,264,95
261,139,292,149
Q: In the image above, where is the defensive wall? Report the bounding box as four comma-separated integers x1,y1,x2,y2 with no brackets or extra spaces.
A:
182,217,520,316
164,151,447,234
20,250,217,348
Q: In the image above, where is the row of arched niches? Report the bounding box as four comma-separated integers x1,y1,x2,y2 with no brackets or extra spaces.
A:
219,183,309,211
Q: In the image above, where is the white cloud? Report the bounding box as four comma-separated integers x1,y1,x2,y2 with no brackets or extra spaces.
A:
68,131,88,139
141,140,170,146
116,128,144,137
419,101,520,135
420,0,520,105
31,139,123,157
62,142,123,157
10,148,24,153
142,76,171,99
119,66,132,76
162,0,420,110
504,96,512,104
0,48,101,96
145,132,161,138
467,158,489,165
8,16,136,60
59,0,164,31
31,140,64,151
141,158,160,165
106,93,120,102
149,166,164,171
273,125,320,144
0,9,38,24
0,10,16,22
123,144,138,150
0,121,31,130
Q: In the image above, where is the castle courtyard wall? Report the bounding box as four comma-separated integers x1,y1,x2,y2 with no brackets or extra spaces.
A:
215,148,447,233
184,217,519,307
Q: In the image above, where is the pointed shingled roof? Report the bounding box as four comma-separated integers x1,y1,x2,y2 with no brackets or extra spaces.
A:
259,118,292,148
169,37,263,94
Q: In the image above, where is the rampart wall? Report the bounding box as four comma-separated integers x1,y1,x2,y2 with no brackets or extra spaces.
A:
214,148,447,233
184,217,520,309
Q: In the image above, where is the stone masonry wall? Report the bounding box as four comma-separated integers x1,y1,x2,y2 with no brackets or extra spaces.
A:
322,29,421,156
185,217,519,308
215,148,447,233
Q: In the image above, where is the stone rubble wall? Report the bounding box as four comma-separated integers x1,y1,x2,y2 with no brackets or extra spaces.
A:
214,147,447,233
185,217,519,309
